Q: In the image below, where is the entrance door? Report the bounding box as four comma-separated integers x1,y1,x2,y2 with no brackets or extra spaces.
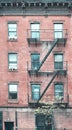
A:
5,122,14,130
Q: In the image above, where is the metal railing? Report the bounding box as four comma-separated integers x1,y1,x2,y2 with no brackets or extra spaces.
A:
27,61,68,72
27,29,68,42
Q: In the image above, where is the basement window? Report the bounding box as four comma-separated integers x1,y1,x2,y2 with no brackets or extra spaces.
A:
8,23,17,40
31,84,40,100
8,83,18,100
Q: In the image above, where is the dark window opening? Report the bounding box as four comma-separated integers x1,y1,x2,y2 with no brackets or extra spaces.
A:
5,122,14,130
31,84,40,100
31,53,40,70
35,114,52,130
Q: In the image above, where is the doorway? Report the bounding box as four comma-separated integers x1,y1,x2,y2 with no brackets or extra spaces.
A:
5,122,14,130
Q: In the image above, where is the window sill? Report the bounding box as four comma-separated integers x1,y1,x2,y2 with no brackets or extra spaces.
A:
7,39,18,42
8,99,19,104
8,69,18,72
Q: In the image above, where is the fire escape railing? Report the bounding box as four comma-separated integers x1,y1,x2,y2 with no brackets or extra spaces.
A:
27,29,67,45
37,70,59,103
37,39,58,71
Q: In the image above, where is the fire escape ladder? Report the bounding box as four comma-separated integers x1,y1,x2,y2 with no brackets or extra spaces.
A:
37,71,59,103
37,39,59,71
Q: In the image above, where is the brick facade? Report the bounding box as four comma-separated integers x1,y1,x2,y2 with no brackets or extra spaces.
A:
0,0,72,130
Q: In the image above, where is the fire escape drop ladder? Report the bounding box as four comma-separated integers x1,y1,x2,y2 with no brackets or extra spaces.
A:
37,39,59,71
37,70,59,103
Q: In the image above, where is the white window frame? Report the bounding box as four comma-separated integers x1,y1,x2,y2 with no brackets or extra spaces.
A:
8,53,18,70
31,23,40,39
54,23,63,39
8,23,17,40
8,83,18,100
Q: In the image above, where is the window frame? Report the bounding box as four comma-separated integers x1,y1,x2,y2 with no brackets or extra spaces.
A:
8,82,18,100
54,23,63,39
31,84,40,100
54,53,63,69
8,22,17,40
30,23,40,39
31,53,40,70
54,82,64,100
8,53,18,70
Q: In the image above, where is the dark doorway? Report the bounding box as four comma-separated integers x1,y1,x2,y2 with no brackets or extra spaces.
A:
5,122,14,130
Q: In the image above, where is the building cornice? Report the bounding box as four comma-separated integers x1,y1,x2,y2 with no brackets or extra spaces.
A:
0,0,71,16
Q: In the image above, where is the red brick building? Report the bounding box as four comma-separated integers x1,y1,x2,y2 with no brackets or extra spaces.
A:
0,0,72,130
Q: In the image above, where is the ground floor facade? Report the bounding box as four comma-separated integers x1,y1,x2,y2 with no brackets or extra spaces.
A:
0,107,72,130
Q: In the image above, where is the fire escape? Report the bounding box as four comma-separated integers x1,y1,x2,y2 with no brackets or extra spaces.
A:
27,27,68,107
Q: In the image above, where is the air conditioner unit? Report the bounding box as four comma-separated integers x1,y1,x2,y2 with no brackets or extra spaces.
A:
9,65,17,71
9,35,17,40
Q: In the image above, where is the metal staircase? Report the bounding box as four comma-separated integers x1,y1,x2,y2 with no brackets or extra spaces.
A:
37,39,59,71
37,70,59,103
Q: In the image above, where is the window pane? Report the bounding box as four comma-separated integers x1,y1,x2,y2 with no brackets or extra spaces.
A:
31,54,40,70
54,32,63,38
32,84,40,100
31,32,40,39
8,23,17,39
31,23,40,38
54,23,63,38
54,24,63,30
54,62,63,69
9,54,17,62
31,23,40,31
9,93,17,99
55,55,63,62
9,63,17,69
9,84,17,92
55,84,63,98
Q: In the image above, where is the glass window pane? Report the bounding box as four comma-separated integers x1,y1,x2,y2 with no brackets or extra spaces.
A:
9,63,17,69
54,32,63,38
9,54,17,62
8,23,17,39
31,32,40,39
31,23,40,31
55,55,63,62
54,24,63,30
9,84,17,92
31,54,40,70
32,84,40,100
8,24,17,29
55,84,63,98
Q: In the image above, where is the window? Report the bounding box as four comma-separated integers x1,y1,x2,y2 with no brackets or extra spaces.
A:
31,23,40,39
31,53,40,70
8,83,18,100
8,23,17,40
31,84,40,100
54,23,63,39
8,53,17,70
54,83,64,99
54,54,63,69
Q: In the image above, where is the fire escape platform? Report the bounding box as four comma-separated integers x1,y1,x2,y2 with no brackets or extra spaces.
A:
27,38,67,46
28,69,67,76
